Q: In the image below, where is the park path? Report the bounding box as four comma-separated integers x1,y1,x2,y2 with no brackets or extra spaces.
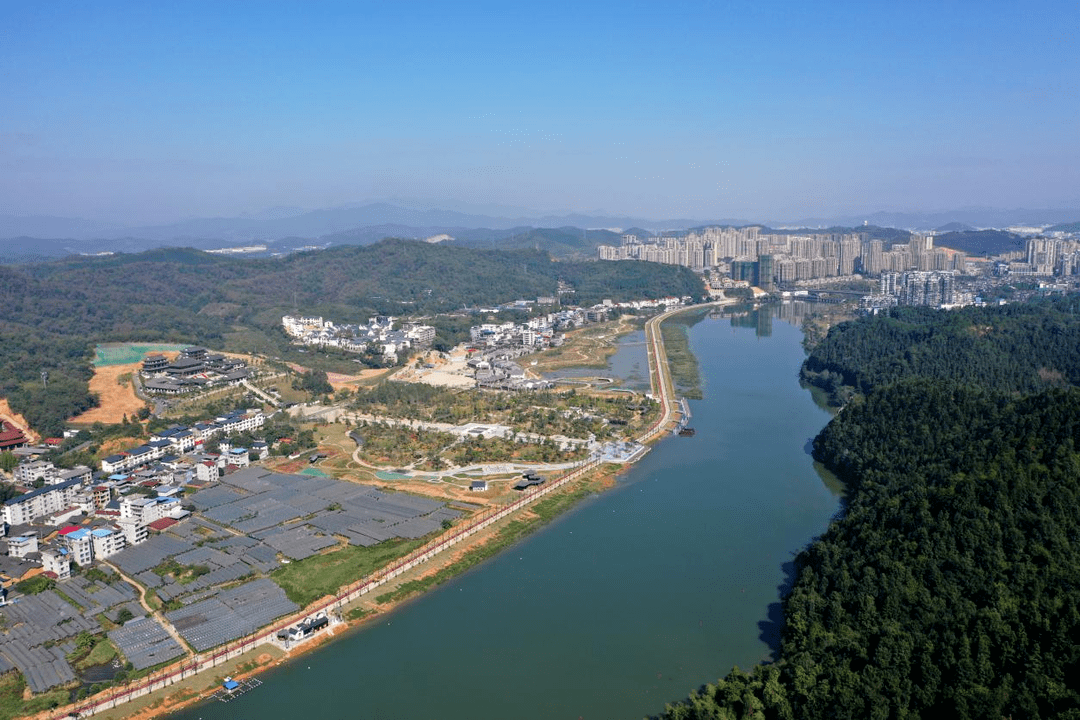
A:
103,560,194,657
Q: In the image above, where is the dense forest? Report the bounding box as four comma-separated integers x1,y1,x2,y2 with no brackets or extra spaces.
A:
657,301,1080,720
0,239,703,435
801,296,1080,405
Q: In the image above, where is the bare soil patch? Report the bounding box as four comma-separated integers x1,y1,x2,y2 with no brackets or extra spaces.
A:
70,362,149,425
0,398,36,442
327,368,390,391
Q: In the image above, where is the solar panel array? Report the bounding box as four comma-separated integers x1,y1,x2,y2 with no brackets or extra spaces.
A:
0,590,99,693
0,643,76,693
135,570,164,588
61,575,137,611
156,562,253,602
111,534,194,575
0,590,97,646
165,579,297,652
0,467,466,692
110,600,146,625
169,517,230,543
108,617,186,670
186,467,461,550
259,526,338,560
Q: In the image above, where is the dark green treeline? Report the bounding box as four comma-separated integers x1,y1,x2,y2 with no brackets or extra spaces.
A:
801,296,1080,406
656,299,1080,720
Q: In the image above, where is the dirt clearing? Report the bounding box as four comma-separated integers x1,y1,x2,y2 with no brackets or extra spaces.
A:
0,398,37,442
70,362,148,425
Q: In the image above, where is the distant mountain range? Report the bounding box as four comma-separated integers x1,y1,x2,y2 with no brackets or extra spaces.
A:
0,203,737,244
1,203,1078,264
782,207,1080,231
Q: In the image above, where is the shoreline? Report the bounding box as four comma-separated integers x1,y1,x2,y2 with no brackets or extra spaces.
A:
34,302,721,720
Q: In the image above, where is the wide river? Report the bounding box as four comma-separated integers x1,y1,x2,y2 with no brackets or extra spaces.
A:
174,306,841,720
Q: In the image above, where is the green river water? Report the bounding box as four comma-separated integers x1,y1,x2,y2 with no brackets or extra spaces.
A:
172,306,841,720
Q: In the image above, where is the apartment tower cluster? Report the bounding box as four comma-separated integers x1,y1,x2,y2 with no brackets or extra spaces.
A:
598,227,966,288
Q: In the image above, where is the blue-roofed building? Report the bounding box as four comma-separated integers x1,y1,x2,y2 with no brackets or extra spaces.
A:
60,527,94,565
226,448,250,468
91,526,126,559
7,532,38,558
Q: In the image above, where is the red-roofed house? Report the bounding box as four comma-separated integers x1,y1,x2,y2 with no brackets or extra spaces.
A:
147,517,177,532
0,421,28,451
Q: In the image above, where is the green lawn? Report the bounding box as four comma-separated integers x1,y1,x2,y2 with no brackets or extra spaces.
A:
0,673,68,720
74,637,118,671
270,537,427,607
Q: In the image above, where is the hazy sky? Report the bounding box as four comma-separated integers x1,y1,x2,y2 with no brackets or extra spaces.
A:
2,0,1079,224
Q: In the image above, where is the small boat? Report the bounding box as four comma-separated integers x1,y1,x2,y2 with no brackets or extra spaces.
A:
678,427,696,437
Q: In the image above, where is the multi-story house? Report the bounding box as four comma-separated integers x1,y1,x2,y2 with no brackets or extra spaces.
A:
2,479,84,525
41,548,72,579
7,533,38,558
90,527,126,559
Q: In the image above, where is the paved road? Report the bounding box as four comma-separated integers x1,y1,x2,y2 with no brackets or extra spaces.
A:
639,300,734,444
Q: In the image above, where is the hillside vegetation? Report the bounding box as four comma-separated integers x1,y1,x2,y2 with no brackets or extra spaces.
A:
933,229,1026,256
1,239,703,435
657,299,1080,720
801,297,1080,406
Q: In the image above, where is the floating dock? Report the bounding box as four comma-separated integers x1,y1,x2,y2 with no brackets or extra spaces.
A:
213,676,263,703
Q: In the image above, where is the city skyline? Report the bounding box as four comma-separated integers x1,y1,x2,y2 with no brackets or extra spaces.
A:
3,0,1079,226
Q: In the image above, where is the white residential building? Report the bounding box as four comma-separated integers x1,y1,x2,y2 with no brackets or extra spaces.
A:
116,517,148,546
91,527,126,559
215,410,265,435
41,548,72,580
60,528,94,566
2,479,84,525
195,459,220,483
7,533,38,558
14,461,54,486
48,465,93,486
120,495,181,525
225,448,250,468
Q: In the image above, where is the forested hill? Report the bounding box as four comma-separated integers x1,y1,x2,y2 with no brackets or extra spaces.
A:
1,239,703,435
656,299,1080,720
800,297,1080,405
450,226,622,259
933,229,1026,256
21,239,702,315
658,382,1080,719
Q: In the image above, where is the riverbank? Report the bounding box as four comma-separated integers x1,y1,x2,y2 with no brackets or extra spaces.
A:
658,307,710,400
114,301,838,720
529,314,640,373
55,465,624,720
37,307,702,720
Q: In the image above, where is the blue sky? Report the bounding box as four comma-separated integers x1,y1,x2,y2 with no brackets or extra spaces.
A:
2,0,1079,224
